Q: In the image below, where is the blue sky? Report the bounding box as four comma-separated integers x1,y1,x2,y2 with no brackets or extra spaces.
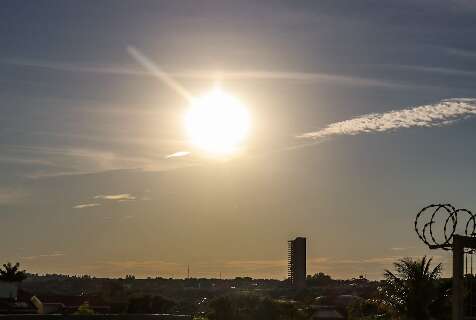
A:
1,0,476,279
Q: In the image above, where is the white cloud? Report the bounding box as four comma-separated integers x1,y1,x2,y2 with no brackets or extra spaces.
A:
166,151,191,159
73,203,101,209
298,98,476,139
2,144,157,178
388,64,476,77
94,194,136,201
445,47,476,58
21,252,65,260
4,57,416,89
73,194,136,209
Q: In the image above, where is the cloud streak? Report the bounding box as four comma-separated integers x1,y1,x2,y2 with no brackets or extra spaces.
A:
21,252,65,260
298,98,476,140
73,203,101,209
0,143,159,178
166,151,191,159
63,255,449,280
385,64,476,78
94,194,136,201
73,193,138,210
0,188,25,205
3,57,415,89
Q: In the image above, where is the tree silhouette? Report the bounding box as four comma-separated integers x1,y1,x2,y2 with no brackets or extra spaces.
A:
127,295,176,314
381,256,441,320
74,301,95,315
207,295,305,320
307,272,333,286
0,262,27,282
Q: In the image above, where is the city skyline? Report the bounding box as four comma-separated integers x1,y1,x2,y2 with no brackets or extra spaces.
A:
1,0,476,280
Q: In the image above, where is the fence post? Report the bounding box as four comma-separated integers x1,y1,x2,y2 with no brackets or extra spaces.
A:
454,235,464,320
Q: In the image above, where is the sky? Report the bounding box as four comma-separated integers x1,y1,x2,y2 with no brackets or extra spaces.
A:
1,0,476,280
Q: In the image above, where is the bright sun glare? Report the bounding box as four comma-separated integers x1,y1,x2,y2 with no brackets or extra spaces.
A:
185,88,250,155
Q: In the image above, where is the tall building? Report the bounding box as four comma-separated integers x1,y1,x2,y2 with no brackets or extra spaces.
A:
288,237,306,289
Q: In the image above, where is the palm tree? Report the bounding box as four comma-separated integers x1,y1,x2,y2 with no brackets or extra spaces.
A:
0,262,27,282
381,256,442,320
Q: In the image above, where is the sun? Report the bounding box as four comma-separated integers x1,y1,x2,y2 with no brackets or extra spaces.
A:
185,88,250,155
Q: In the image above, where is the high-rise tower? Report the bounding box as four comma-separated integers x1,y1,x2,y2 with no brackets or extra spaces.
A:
288,237,306,289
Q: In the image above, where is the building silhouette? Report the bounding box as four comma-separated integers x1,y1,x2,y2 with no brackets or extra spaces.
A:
288,237,306,289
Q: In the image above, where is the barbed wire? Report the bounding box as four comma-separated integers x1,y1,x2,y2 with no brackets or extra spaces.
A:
415,203,476,252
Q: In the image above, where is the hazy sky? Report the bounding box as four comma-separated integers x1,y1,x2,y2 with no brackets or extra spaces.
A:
1,0,476,279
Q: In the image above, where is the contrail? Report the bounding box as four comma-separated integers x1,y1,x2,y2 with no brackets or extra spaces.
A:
2,58,424,89
127,46,194,102
298,98,476,140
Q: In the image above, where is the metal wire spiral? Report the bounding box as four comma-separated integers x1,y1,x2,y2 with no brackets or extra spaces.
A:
415,203,476,252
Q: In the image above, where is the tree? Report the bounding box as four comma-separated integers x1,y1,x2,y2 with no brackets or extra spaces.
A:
207,295,305,320
74,301,95,315
347,299,390,320
127,295,176,313
0,262,27,282
208,296,235,320
307,272,333,286
381,256,442,320
255,298,280,320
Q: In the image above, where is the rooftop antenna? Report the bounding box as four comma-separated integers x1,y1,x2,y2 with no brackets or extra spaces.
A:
187,264,190,279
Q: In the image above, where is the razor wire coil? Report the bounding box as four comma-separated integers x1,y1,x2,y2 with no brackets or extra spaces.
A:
415,203,476,252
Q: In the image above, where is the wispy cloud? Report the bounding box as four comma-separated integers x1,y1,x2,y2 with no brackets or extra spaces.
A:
73,193,137,210
21,255,449,280
0,188,25,205
73,203,101,209
389,246,416,251
3,57,414,88
307,255,449,279
445,47,476,59
21,252,65,260
298,98,476,140
389,64,476,77
94,194,136,201
0,144,159,178
77,260,182,278
165,151,191,159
